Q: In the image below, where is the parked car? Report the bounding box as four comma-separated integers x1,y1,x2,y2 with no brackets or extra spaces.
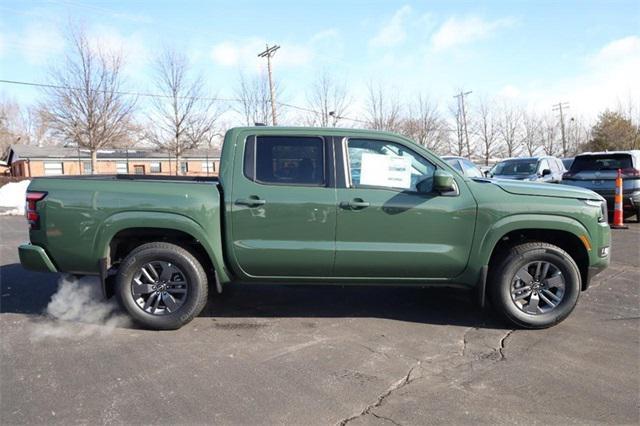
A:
19,127,610,330
562,150,640,221
441,156,484,178
489,156,565,183
562,157,574,170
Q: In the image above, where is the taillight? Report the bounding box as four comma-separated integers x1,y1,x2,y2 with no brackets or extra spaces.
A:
25,192,47,229
621,168,640,177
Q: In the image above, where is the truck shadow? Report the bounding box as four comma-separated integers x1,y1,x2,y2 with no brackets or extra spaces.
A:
0,263,60,315
202,284,504,329
0,263,503,329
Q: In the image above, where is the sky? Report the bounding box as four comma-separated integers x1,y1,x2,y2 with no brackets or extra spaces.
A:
0,0,639,125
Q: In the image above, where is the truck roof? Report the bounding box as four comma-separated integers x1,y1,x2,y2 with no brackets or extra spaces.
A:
226,126,408,140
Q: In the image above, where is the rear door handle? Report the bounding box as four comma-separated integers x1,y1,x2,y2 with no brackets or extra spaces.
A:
340,199,370,210
235,197,266,207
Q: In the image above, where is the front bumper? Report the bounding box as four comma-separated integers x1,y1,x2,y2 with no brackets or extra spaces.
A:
18,244,58,273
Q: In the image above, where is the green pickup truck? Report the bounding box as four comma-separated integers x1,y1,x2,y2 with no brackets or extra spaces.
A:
19,127,611,330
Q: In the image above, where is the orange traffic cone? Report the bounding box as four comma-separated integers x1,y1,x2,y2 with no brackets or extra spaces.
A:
611,168,628,229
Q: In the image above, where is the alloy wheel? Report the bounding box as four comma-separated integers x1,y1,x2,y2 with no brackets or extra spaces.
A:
510,260,566,315
131,261,188,315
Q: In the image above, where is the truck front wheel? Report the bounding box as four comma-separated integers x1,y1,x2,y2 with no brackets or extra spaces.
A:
116,242,209,330
489,242,581,329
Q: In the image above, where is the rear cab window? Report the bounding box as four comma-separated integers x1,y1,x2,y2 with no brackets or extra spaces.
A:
244,136,326,186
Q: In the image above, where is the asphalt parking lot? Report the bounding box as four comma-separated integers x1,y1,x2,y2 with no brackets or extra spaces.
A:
1,215,638,425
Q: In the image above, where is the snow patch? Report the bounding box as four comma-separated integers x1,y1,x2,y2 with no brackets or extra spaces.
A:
0,180,31,215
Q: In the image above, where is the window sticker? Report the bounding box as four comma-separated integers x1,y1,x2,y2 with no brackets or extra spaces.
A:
359,152,412,189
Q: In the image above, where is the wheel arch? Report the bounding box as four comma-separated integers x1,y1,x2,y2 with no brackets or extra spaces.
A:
477,215,592,299
94,211,228,284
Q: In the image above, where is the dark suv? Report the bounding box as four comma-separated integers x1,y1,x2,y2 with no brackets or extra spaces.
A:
562,150,640,221
489,156,565,183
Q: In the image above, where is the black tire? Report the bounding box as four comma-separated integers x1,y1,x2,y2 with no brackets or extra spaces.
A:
489,242,581,329
116,242,208,330
636,208,640,223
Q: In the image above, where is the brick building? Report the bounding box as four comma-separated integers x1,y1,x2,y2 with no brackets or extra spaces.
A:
2,145,221,178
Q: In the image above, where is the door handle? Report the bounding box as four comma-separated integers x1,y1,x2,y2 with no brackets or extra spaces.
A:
340,199,370,210
235,197,266,207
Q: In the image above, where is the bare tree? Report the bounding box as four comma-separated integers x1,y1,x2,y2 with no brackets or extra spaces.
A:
148,49,222,175
235,72,281,126
474,98,500,165
365,82,402,132
305,72,351,127
40,27,136,173
0,97,28,153
401,95,449,154
498,103,522,157
565,116,591,155
521,111,542,157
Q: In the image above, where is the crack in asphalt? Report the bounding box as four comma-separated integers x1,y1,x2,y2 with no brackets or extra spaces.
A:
498,329,516,360
337,362,421,426
372,412,403,426
338,327,518,425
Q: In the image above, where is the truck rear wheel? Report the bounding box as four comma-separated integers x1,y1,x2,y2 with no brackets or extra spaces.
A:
489,242,581,329
116,242,208,330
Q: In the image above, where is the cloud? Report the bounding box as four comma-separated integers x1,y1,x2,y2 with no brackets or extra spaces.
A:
498,85,521,99
431,16,515,51
210,31,336,71
88,26,149,71
20,23,65,64
370,5,413,47
508,36,640,118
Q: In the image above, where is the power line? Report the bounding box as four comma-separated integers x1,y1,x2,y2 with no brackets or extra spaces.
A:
0,78,366,124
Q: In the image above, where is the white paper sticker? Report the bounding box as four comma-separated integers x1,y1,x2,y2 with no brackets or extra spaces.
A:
359,152,412,189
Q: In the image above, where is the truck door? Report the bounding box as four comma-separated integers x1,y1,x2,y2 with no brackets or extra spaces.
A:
229,134,337,278
334,137,476,279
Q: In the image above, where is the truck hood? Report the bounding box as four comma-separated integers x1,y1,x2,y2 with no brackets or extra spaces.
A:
489,179,602,201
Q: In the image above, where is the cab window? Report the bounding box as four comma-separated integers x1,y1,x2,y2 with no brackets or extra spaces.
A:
346,139,436,192
245,136,326,186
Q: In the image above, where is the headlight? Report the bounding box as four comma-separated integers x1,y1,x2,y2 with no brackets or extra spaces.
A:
584,199,607,223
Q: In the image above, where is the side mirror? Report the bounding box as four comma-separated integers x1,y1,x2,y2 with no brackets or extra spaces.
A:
541,168,551,177
483,170,491,177
434,169,456,193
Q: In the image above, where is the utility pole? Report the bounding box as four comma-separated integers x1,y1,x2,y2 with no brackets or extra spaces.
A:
553,101,570,156
453,90,472,157
258,44,280,126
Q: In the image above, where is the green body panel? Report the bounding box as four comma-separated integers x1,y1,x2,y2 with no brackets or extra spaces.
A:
21,126,611,291
26,178,230,282
18,244,58,272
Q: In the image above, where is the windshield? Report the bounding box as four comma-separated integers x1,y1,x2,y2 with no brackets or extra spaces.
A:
492,159,537,176
570,154,633,172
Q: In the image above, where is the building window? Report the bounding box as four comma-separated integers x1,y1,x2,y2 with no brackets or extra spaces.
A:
202,161,215,173
44,162,64,176
150,162,161,173
180,161,189,174
116,161,128,174
82,161,92,175
133,165,145,175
